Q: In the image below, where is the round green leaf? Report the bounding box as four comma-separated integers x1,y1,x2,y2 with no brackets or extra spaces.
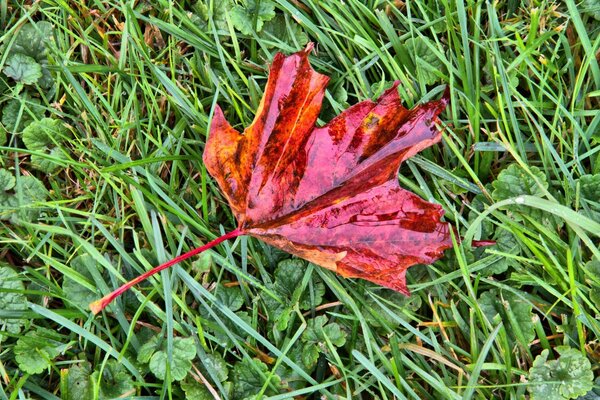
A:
0,264,27,341
528,347,594,400
3,53,42,85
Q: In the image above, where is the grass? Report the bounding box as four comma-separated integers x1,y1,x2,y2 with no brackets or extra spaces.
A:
0,0,599,399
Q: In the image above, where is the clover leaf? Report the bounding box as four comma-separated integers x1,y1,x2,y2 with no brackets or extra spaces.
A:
0,264,27,341
528,346,593,400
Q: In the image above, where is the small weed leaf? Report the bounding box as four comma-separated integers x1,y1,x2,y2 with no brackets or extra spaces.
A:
275,341,319,391
62,363,93,400
578,174,600,222
232,357,284,399
22,117,68,173
199,284,252,348
146,336,197,381
198,352,229,383
0,264,27,341
231,0,276,35
262,259,325,331
10,21,54,89
581,0,600,19
527,347,594,400
576,378,600,399
260,15,309,48
11,22,53,60
479,289,535,345
3,53,42,85
61,361,135,399
0,174,48,223
493,164,547,200
300,342,319,370
468,192,494,238
191,251,213,274
362,288,422,330
584,259,600,305
1,97,44,133
483,228,521,276
492,163,563,228
91,360,135,399
14,327,66,374
213,311,253,348
62,255,103,309
181,377,215,399
215,284,244,312
279,260,325,310
402,37,446,85
192,0,231,32
0,169,15,192
137,335,161,364
584,259,600,287
302,315,347,348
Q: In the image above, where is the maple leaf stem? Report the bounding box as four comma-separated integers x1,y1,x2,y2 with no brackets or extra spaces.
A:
89,228,244,315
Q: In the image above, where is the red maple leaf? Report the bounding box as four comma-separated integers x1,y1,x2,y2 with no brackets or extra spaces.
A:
90,44,464,314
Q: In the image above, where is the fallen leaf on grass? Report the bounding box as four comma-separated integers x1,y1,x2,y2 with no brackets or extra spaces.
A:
204,43,452,294
90,43,474,314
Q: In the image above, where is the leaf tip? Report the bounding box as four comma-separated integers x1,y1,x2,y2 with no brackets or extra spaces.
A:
441,86,450,107
303,42,315,54
208,104,234,135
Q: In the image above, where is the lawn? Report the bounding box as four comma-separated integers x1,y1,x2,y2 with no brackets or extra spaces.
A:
0,0,599,399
